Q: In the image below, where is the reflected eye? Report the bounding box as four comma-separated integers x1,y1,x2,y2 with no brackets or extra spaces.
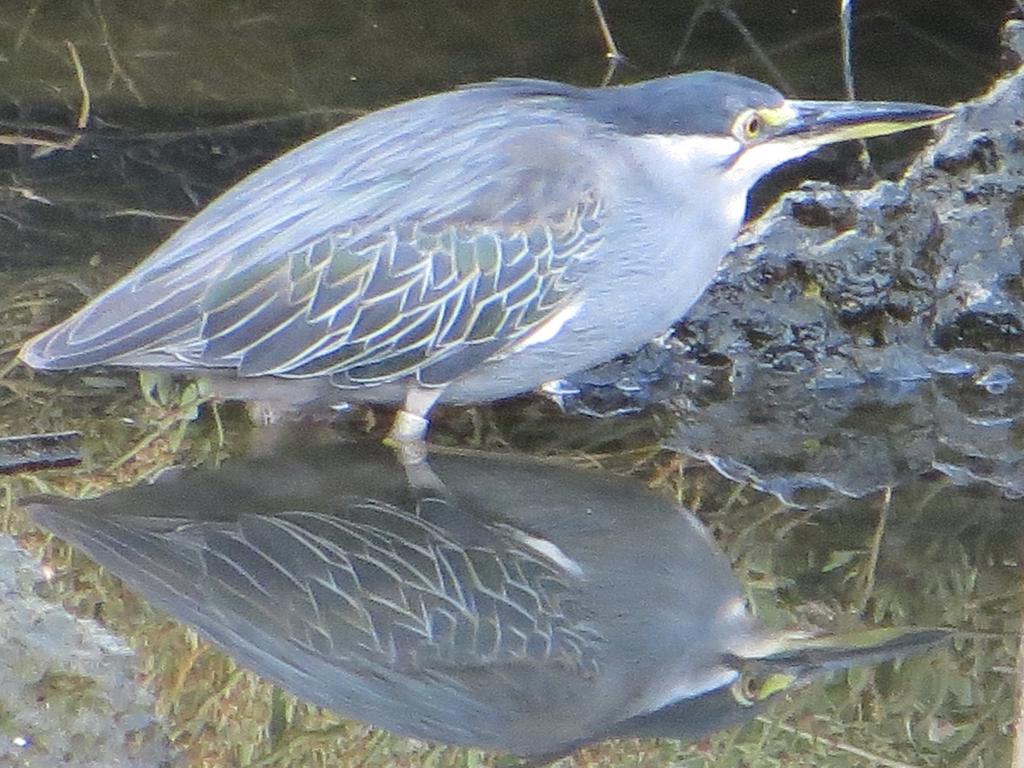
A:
731,670,760,706
731,668,795,706
736,111,763,141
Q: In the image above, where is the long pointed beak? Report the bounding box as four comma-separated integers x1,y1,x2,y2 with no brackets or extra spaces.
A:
778,99,954,145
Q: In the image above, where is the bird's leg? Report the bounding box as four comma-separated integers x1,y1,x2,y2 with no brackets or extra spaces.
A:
385,387,448,492
386,386,442,464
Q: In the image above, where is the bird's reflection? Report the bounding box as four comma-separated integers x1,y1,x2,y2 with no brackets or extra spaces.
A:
27,440,946,762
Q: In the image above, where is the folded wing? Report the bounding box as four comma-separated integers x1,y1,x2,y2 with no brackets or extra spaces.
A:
22,84,607,389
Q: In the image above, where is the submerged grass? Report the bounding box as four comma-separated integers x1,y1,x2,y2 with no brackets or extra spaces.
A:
0,279,1015,767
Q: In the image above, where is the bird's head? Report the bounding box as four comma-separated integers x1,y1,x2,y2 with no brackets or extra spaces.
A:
587,71,953,212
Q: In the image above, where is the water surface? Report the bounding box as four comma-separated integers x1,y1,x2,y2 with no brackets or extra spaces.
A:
1,2,1020,766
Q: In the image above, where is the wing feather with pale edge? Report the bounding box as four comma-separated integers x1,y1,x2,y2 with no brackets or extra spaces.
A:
203,191,604,388
22,84,608,388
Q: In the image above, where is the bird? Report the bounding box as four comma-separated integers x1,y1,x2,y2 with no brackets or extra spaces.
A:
19,72,953,446
24,438,949,762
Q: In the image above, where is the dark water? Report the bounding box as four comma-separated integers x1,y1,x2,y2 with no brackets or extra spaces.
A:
1,1,1021,766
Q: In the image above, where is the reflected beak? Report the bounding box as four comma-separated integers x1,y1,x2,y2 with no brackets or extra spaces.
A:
776,99,954,146
731,626,949,700
756,626,950,672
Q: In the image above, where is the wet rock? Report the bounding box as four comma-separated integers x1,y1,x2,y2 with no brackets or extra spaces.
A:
0,535,178,767
1000,19,1024,68
670,355,1024,507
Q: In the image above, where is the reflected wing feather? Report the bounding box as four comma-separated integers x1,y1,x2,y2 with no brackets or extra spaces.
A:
184,503,604,678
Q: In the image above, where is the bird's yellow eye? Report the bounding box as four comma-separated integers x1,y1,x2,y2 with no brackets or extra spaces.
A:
735,110,764,141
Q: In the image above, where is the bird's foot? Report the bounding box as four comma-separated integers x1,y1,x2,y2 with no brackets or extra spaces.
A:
384,408,430,461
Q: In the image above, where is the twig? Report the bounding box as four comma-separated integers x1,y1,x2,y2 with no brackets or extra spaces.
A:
15,0,40,51
839,0,872,174
0,431,82,474
840,0,856,99
857,484,890,614
759,716,925,768
9,40,92,159
672,1,792,93
94,0,144,106
0,133,75,151
590,0,624,62
589,0,626,86
67,40,90,130
100,208,190,222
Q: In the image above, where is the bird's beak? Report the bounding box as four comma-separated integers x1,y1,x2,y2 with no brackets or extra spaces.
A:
732,626,949,699
776,99,955,146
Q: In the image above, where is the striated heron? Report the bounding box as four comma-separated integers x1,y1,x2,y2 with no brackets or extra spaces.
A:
19,73,952,444
26,440,948,761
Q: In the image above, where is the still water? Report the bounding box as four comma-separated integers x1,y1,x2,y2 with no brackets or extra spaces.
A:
1,1,1021,766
